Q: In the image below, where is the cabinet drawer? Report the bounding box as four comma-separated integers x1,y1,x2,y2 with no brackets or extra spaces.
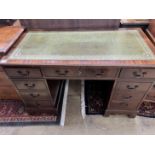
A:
109,100,140,111
120,68,155,79
20,91,51,101
12,79,47,90
115,81,151,92
42,67,80,77
81,67,119,78
112,91,144,102
0,86,20,100
5,67,42,78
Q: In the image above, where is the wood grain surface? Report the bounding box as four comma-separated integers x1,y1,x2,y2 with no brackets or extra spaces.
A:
0,26,24,55
20,19,120,30
148,19,155,37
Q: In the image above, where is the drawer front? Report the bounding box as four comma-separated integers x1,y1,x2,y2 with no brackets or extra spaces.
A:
120,68,155,79
20,91,51,101
115,81,151,92
112,91,144,102
109,100,140,110
5,67,42,78
81,67,119,78
24,100,53,108
0,86,20,100
42,67,80,77
12,79,47,90
0,72,13,86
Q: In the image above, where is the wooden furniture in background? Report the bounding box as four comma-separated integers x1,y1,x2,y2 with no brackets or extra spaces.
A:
0,26,23,100
19,19,120,30
0,26,24,56
143,20,155,49
148,19,155,37
120,19,149,30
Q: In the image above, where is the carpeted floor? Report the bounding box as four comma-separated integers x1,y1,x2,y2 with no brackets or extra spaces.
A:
0,100,57,125
137,101,155,118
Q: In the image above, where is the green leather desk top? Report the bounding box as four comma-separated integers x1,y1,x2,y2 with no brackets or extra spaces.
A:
8,30,155,61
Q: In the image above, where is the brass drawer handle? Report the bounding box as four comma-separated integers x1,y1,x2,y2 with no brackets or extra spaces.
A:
95,73,104,76
17,70,30,76
126,85,139,90
95,70,105,76
55,70,69,76
30,93,40,98
24,83,35,88
133,71,147,78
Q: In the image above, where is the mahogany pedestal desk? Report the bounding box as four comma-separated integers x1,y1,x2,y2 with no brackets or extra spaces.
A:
1,28,155,124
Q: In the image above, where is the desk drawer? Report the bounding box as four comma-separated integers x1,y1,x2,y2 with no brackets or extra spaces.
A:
115,81,151,92
12,79,47,90
120,68,155,79
42,67,80,77
112,91,144,102
20,91,51,101
109,100,140,111
81,67,119,78
5,67,42,78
